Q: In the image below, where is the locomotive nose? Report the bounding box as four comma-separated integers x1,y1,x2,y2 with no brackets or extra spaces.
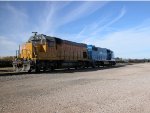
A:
12,59,31,72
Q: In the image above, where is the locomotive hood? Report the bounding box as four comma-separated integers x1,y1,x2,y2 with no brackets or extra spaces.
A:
28,34,55,42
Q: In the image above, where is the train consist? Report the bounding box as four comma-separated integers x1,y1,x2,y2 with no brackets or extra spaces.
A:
13,32,116,72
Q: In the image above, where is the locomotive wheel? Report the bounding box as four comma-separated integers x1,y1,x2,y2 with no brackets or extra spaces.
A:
43,68,46,72
15,67,23,72
28,69,31,73
51,66,55,71
35,66,40,73
75,66,78,69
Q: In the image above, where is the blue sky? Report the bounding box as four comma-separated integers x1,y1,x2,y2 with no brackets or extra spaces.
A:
0,1,150,58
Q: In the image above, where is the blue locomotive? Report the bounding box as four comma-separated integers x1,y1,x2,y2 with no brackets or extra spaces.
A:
87,45,116,67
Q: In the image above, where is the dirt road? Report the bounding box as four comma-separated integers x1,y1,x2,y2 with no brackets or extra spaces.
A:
1,63,150,113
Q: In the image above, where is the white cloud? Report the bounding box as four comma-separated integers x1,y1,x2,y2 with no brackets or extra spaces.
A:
92,6,126,35
59,2,108,26
0,3,28,33
75,16,110,40
35,2,72,34
6,4,27,19
82,20,150,59
0,36,18,51
0,36,18,56
40,1,108,34
74,6,126,41
0,3,30,56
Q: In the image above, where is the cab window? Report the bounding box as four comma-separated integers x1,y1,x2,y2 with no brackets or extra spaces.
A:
48,41,55,47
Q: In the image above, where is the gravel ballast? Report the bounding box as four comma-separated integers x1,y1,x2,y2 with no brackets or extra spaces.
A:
0,63,150,113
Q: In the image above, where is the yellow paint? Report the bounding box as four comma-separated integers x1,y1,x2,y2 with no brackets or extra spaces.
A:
20,43,33,59
19,40,88,61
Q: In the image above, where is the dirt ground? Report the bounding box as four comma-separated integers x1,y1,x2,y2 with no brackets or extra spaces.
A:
0,63,150,113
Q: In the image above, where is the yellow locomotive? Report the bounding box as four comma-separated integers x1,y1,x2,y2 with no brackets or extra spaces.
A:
13,32,88,72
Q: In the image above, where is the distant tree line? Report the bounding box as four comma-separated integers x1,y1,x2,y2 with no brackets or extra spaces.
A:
0,56,14,67
115,57,150,63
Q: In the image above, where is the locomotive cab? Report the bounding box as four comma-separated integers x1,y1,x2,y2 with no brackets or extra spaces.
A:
13,33,57,72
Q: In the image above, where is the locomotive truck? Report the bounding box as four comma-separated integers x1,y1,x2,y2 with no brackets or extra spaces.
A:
12,32,116,72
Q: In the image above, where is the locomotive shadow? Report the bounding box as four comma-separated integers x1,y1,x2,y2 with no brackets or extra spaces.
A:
50,64,126,74
0,64,127,76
